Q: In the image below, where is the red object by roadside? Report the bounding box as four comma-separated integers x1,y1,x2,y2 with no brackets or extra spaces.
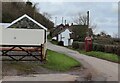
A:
85,36,92,52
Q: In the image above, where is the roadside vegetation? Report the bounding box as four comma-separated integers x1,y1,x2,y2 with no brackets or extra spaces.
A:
71,41,120,63
77,50,119,63
42,50,81,71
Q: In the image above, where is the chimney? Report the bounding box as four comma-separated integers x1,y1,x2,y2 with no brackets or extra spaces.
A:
65,20,66,25
71,23,73,26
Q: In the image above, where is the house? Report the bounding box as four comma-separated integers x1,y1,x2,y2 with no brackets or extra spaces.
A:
51,24,89,46
52,24,73,46
69,25,88,42
57,27,73,46
0,14,47,61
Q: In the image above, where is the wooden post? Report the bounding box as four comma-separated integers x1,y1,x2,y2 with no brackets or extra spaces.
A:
41,44,43,62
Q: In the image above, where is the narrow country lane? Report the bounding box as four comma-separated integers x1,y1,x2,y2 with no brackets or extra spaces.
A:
47,41,118,81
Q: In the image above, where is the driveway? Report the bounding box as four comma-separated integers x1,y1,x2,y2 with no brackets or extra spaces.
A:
47,41,119,81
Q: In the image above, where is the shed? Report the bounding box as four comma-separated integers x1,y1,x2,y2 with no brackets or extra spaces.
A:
0,14,47,61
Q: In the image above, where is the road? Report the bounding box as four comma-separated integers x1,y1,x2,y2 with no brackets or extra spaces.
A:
2,74,79,81
2,41,119,81
47,41,118,81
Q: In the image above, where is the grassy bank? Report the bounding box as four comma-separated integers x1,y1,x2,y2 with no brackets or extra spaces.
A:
42,50,81,71
79,50,119,63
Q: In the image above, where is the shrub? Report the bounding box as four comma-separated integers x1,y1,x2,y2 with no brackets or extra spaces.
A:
58,41,64,46
116,46,120,56
52,39,57,41
93,43,104,52
105,45,110,53
72,41,120,56
51,39,58,45
72,41,85,50
78,42,85,50
104,45,118,54
72,41,79,49
92,43,97,51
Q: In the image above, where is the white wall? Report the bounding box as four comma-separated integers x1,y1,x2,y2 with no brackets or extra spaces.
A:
58,34,61,42
0,28,45,46
0,26,2,46
60,29,73,46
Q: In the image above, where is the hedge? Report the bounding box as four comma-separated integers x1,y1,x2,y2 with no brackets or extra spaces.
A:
72,41,85,50
72,41,120,56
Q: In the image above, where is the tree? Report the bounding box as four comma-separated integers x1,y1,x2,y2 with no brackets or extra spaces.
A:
2,1,54,29
100,31,107,37
72,12,97,35
73,12,88,25
43,12,52,20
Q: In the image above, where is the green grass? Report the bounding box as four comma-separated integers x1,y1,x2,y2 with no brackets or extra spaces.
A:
47,34,52,40
79,50,119,63
51,40,58,45
41,50,81,71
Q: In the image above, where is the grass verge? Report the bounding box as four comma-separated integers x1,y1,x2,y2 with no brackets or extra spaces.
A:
3,49,81,75
42,49,81,71
79,50,119,63
50,40,58,45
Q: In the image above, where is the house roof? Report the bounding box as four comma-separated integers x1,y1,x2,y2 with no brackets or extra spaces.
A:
69,25,88,40
0,23,10,28
51,24,72,37
52,24,88,37
58,27,72,35
7,14,47,30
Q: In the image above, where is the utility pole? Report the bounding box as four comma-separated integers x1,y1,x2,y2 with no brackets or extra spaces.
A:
65,20,66,25
87,11,89,28
55,17,57,27
62,17,63,24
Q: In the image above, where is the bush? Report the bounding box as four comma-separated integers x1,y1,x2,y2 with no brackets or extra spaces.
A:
72,41,79,49
72,41,120,56
58,41,64,46
93,43,104,52
52,39,57,41
78,42,85,50
72,41,85,50
104,45,111,53
104,45,118,54
116,46,120,56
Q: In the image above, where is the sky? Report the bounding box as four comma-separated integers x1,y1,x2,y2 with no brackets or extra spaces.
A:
29,0,118,37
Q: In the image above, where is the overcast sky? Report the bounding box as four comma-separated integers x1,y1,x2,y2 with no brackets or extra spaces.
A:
30,1,118,37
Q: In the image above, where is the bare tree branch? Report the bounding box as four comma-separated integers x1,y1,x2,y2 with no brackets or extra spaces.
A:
42,12,52,20
72,12,97,34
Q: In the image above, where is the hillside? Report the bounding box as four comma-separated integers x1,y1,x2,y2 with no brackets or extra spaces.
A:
2,1,54,29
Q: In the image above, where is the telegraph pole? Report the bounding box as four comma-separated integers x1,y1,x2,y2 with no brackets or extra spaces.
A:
55,17,57,27
62,17,64,24
87,11,89,28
